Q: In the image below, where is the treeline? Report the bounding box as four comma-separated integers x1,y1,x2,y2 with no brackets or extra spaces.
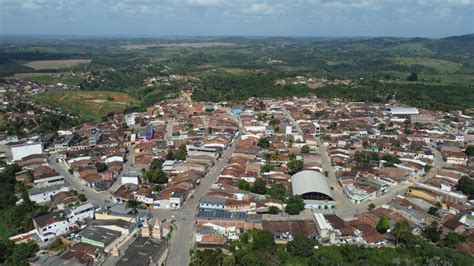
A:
192,73,311,102
0,164,49,265
314,82,474,111
190,229,474,266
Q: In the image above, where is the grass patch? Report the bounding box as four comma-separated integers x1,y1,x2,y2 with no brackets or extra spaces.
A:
9,73,84,85
22,59,91,70
396,57,462,73
33,90,139,121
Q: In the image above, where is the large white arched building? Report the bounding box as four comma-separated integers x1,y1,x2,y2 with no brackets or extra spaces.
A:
291,170,335,212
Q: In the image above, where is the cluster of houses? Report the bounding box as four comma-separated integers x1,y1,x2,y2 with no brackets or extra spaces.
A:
2,76,474,262
110,99,240,210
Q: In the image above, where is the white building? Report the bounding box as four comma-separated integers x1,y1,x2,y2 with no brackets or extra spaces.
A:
122,171,140,185
28,185,70,204
125,113,136,127
291,170,336,211
33,203,95,242
10,141,43,161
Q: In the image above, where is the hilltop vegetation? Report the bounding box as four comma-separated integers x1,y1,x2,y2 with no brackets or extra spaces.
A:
2,34,474,115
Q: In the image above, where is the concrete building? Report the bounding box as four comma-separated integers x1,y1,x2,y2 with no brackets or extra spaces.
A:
28,185,70,204
291,170,336,211
10,141,43,161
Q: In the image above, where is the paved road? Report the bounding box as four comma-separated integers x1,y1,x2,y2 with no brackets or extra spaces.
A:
165,119,174,145
48,153,110,207
109,144,136,193
166,132,239,266
316,138,444,219
281,105,303,135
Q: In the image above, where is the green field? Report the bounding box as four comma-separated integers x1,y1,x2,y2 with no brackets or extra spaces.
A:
33,90,139,121
396,57,463,73
10,73,84,85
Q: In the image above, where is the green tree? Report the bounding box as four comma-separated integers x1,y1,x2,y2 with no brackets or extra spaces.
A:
6,242,38,266
260,163,274,173
368,203,376,211
407,72,418,82
424,221,442,243
287,160,303,174
257,138,270,149
95,162,108,173
126,199,140,208
442,232,466,248
456,176,474,199
287,235,314,257
393,221,417,247
300,145,310,154
238,180,251,191
251,179,267,195
190,249,226,266
465,146,474,157
285,195,305,215
77,193,87,202
252,230,276,252
267,183,287,201
269,118,280,127
268,206,280,214
376,216,390,234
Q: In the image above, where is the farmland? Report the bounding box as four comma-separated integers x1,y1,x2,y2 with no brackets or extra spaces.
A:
9,73,84,85
22,59,91,70
33,90,139,121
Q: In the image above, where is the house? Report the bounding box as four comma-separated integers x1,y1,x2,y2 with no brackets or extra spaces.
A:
28,185,70,204
117,237,168,266
76,226,121,250
199,196,227,210
170,192,184,209
122,170,140,185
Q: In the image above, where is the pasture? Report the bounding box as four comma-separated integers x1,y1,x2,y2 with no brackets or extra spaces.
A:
33,90,138,121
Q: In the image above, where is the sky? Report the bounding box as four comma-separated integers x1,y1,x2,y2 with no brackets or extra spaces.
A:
0,0,473,37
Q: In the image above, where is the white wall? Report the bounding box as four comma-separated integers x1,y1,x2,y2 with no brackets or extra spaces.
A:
11,142,43,161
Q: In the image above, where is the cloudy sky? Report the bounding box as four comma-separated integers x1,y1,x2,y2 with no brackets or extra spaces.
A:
0,0,473,37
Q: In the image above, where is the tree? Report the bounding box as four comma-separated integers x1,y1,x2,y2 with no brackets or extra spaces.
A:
378,123,386,131
6,242,38,266
393,221,417,247
407,72,418,82
269,118,280,127
285,195,305,215
442,232,466,248
424,221,442,243
238,180,251,191
260,163,273,173
77,193,87,202
300,145,310,154
154,184,163,192
251,230,276,252
377,217,390,234
328,122,338,130
251,179,267,195
465,146,474,157
287,235,314,257
456,176,474,199
368,203,376,211
267,183,287,201
95,162,108,173
257,138,270,149
190,249,226,266
287,160,303,174
268,206,280,214
126,199,140,208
